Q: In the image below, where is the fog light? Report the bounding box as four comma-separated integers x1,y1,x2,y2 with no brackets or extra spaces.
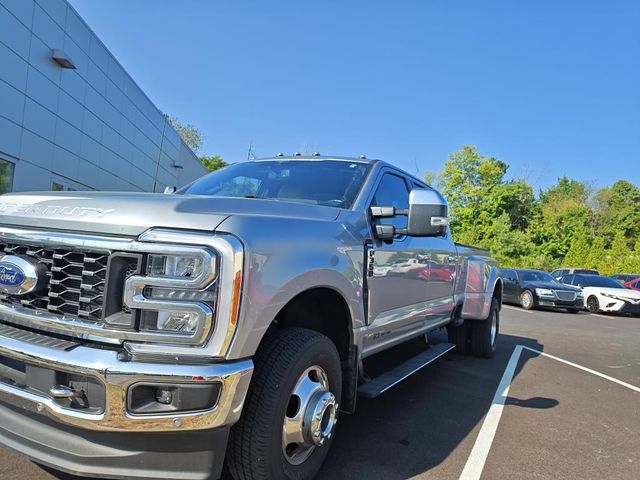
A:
156,388,173,405
128,383,222,415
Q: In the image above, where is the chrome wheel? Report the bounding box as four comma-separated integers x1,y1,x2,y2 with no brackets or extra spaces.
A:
490,309,498,346
282,365,338,466
521,291,534,309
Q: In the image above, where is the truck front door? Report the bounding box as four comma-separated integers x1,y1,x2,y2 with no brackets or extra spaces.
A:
364,171,454,356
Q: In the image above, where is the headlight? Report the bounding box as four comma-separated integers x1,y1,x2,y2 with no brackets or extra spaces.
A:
601,292,621,300
535,288,555,296
146,254,208,278
576,292,584,299
125,248,218,340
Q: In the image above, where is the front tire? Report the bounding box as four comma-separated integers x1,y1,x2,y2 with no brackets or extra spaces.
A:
226,328,342,480
587,296,600,313
470,298,500,358
520,290,535,310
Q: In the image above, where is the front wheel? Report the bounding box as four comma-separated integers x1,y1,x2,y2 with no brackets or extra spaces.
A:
226,328,342,480
587,296,600,313
520,290,535,310
470,298,500,358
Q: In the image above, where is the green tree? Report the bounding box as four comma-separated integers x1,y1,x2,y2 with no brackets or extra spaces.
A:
481,213,535,267
563,227,591,267
493,179,536,230
594,180,640,246
437,146,536,261
426,146,639,271
533,177,593,261
166,115,204,152
585,236,606,271
199,155,228,172
605,231,634,274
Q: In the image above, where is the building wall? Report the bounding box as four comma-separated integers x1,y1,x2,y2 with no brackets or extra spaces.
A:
0,0,207,194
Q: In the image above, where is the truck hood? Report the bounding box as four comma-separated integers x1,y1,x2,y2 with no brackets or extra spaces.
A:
0,192,340,237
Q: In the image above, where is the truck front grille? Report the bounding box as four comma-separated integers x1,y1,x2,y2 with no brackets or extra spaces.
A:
0,243,109,322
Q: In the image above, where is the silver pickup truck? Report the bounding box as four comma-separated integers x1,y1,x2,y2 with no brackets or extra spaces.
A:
0,155,501,480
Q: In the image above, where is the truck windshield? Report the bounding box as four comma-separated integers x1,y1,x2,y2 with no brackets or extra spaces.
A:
180,160,371,208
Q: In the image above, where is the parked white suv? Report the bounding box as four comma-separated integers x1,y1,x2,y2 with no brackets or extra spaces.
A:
551,267,599,281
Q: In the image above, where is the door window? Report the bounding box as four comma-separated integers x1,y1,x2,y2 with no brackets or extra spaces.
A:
371,173,409,230
572,275,585,286
501,269,517,282
561,274,574,285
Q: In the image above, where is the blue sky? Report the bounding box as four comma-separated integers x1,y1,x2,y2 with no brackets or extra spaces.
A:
69,0,640,190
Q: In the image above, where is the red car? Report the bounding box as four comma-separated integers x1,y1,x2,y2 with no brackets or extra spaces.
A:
624,278,640,291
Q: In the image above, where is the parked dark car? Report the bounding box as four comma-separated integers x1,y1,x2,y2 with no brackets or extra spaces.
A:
550,267,600,281
610,273,640,284
502,268,584,312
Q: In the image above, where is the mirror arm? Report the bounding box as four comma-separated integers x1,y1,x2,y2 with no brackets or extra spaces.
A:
370,206,408,218
375,225,396,240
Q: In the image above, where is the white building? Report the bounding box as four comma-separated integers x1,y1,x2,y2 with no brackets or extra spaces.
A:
0,0,207,194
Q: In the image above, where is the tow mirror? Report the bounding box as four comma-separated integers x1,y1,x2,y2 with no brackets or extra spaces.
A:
407,189,448,237
370,189,449,240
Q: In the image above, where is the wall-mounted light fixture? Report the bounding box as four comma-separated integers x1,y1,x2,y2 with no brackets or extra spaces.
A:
51,49,76,69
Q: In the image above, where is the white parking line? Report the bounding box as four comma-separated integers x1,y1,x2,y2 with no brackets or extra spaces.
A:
590,313,613,319
458,345,640,480
458,345,523,480
502,305,533,314
521,346,640,393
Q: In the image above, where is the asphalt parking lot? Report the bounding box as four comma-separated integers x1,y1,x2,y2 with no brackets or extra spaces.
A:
0,306,638,480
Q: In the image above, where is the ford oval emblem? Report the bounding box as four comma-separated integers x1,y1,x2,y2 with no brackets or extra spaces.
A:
0,255,42,295
0,263,25,287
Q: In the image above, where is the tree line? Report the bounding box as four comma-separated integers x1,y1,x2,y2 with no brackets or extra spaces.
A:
426,146,640,275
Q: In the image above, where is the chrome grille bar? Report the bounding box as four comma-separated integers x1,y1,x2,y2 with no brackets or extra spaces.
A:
0,243,109,323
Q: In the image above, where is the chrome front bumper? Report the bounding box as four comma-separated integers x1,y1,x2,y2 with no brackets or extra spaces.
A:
0,325,253,432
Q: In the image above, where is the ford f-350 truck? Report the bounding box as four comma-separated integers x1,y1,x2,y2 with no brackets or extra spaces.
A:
0,155,502,480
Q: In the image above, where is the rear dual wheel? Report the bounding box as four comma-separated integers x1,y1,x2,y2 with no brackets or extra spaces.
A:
470,298,500,358
448,298,500,358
